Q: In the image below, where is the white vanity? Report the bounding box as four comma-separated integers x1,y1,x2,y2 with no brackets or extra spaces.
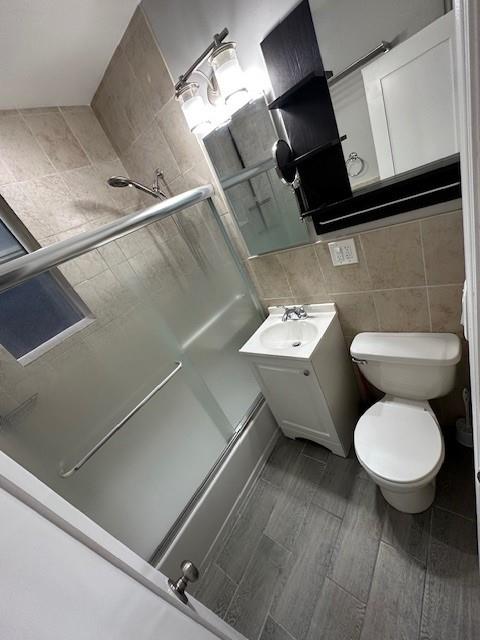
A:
240,303,359,457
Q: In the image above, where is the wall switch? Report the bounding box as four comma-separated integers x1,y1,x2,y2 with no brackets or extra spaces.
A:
328,238,358,266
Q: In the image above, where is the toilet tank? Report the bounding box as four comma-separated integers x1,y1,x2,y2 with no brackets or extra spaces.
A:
350,333,462,400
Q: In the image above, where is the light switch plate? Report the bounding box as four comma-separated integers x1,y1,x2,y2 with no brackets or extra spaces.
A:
328,238,358,266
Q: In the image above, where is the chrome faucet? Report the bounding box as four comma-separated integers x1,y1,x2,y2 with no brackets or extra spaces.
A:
281,305,308,322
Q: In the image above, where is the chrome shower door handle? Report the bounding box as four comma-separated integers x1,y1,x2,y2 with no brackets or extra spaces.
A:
168,560,200,604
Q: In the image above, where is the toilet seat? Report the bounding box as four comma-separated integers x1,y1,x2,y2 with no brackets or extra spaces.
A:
354,398,444,485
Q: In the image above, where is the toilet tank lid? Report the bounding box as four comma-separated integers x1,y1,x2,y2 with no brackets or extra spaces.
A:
350,332,462,366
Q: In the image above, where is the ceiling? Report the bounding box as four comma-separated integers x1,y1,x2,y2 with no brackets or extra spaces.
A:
0,0,139,109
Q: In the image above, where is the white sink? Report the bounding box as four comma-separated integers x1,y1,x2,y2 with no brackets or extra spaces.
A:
259,320,319,350
240,303,337,359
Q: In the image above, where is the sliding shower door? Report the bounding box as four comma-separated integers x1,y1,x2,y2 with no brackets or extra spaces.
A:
0,199,262,560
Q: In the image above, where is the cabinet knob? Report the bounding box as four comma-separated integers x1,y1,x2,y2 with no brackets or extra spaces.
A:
303,370,310,376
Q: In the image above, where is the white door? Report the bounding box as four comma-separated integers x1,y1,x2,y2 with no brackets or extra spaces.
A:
362,11,458,178
0,450,245,640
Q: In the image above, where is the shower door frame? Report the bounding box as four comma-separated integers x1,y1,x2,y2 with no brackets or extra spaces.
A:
455,0,480,563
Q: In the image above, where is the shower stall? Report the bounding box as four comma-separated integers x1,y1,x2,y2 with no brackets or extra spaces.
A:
0,185,269,572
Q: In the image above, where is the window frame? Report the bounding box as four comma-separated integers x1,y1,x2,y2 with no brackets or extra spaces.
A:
0,194,94,366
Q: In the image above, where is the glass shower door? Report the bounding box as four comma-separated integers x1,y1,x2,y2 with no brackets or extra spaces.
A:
0,199,262,560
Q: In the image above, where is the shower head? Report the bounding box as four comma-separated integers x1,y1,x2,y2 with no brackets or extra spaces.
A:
107,176,132,188
106,175,167,200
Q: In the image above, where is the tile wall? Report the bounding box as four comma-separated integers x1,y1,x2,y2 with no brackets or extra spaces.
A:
0,5,468,429
248,211,465,339
246,211,467,424
91,8,235,228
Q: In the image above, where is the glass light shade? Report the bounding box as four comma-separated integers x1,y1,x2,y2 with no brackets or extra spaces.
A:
210,43,249,113
177,83,212,137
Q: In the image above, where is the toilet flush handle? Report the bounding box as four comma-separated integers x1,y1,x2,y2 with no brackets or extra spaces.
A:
351,356,368,365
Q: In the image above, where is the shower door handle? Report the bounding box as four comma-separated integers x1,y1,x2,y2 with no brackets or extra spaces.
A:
168,560,199,604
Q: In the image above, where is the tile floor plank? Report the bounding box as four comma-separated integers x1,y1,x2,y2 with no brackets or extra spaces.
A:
260,617,295,640
312,454,359,518
191,563,237,619
360,542,425,640
421,508,480,640
302,440,330,464
271,503,342,640
226,535,290,640
305,578,366,640
435,443,477,520
382,505,431,564
328,475,386,602
265,454,325,550
261,437,305,489
217,480,279,583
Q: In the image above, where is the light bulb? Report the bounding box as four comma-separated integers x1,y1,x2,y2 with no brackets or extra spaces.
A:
176,82,213,137
210,43,249,114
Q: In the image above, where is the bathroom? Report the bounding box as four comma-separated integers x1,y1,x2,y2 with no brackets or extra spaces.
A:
0,0,478,638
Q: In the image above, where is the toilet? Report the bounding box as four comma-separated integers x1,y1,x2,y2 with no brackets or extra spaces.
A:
350,332,462,513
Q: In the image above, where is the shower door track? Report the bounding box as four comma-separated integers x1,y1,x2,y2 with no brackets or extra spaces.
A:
148,392,265,567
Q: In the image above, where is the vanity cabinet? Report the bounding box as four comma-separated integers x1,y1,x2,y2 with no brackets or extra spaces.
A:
240,304,359,457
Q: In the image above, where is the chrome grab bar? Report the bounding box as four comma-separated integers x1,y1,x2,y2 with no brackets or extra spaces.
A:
59,361,183,478
0,185,214,294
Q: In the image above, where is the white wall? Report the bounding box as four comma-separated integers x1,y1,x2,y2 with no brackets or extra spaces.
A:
0,0,139,109
141,0,298,89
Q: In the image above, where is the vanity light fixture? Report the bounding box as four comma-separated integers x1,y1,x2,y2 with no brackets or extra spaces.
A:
175,28,249,136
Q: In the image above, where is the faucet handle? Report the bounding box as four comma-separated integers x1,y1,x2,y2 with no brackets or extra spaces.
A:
296,305,308,318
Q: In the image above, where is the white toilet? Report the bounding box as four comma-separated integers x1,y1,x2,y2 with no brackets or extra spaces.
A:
350,332,462,513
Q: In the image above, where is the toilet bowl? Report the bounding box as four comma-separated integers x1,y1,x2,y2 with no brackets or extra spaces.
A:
350,332,461,513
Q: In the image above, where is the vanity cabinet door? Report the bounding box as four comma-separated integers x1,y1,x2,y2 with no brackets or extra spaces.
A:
252,360,339,448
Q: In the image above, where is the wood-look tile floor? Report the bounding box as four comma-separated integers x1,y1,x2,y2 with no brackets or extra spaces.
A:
192,435,480,640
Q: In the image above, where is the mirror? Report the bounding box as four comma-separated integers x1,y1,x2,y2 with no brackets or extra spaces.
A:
202,0,459,253
203,97,310,255
311,0,457,189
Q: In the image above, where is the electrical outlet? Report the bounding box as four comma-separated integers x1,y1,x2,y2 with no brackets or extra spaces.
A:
328,238,358,266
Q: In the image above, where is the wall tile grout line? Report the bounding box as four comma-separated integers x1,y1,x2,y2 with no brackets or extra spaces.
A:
261,281,465,299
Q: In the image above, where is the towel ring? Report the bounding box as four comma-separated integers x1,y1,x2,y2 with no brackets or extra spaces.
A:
346,152,365,177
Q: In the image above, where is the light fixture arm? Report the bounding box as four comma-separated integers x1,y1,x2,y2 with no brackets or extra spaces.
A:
175,28,229,95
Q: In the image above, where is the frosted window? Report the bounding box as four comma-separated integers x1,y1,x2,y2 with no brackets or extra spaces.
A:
0,219,85,359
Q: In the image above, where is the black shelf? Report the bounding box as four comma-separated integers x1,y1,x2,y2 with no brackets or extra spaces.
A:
287,134,346,169
303,154,461,234
267,71,331,110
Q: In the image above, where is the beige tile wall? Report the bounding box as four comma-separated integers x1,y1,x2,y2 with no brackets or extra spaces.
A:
91,6,244,254
0,105,145,244
247,211,467,425
248,212,465,340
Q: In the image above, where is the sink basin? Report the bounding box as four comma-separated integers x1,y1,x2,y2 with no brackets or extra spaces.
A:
259,320,319,350
240,303,337,359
